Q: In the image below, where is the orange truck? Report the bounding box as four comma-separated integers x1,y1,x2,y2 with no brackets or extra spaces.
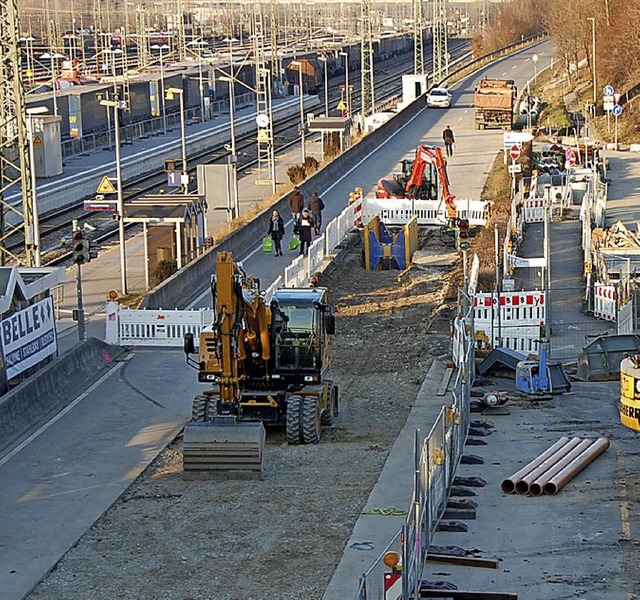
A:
474,77,517,130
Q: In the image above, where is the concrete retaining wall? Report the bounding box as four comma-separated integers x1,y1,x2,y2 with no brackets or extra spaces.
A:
0,338,125,454
142,95,426,310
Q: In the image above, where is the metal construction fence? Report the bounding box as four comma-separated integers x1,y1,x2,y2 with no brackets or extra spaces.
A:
354,299,474,600
61,92,255,159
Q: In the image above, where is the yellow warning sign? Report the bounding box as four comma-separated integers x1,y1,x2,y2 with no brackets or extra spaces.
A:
336,101,347,111
257,129,270,142
32,135,43,146
96,175,117,195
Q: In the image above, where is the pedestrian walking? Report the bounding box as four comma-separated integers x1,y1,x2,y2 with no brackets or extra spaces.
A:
442,125,455,157
295,208,315,256
308,190,325,235
267,209,285,256
289,186,305,224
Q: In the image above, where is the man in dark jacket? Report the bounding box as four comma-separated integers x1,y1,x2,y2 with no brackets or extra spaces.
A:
442,126,455,157
295,209,315,256
308,191,325,235
289,186,305,224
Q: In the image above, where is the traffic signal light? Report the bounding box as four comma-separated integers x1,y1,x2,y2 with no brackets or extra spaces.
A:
72,230,91,265
456,218,470,250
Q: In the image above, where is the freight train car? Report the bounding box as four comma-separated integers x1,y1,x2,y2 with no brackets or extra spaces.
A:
284,58,323,94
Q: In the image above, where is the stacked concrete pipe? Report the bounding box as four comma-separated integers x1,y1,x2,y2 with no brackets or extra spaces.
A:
501,436,610,496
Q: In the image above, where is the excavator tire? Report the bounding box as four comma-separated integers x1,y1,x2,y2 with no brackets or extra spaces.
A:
286,395,303,444
302,396,321,444
191,395,208,422
321,386,336,426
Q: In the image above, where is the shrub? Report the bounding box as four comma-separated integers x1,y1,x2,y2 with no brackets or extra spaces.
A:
151,259,178,287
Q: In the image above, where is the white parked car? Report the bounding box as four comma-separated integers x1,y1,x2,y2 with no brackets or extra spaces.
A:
426,87,452,108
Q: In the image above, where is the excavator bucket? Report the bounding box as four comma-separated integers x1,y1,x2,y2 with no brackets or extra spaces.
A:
182,417,266,479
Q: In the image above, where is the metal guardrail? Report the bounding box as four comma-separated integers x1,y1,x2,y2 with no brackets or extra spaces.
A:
60,92,254,159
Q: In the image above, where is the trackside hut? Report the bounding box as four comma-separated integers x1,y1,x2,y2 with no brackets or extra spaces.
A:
0,267,66,393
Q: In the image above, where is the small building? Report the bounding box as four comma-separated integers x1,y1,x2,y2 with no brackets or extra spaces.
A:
123,194,208,289
307,116,352,160
0,267,66,392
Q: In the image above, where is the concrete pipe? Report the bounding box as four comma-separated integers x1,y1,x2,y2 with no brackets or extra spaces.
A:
543,438,610,495
501,436,571,494
514,437,582,495
528,439,595,496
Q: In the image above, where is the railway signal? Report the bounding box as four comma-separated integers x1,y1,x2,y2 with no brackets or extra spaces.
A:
72,229,91,265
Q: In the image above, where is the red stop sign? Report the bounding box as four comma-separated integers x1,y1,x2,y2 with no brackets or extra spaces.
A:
510,144,521,160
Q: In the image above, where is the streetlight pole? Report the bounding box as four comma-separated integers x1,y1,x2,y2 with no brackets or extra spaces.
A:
219,75,239,220
340,51,350,116
26,107,49,267
588,17,597,104
291,61,306,163
151,44,170,133
167,88,188,194
318,55,329,116
100,97,128,294
41,52,65,116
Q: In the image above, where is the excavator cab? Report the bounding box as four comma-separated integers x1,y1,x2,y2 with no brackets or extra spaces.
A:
270,289,334,380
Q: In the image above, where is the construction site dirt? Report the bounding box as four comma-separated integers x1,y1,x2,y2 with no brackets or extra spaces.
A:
27,236,456,600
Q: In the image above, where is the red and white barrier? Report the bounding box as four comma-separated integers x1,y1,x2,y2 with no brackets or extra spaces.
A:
594,283,617,322
473,291,546,353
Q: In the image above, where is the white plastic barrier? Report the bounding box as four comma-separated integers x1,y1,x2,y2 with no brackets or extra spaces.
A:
361,197,489,227
473,291,546,353
284,254,307,288
523,198,545,223
263,275,283,304
105,302,212,346
594,283,617,322
326,199,361,255
308,234,326,276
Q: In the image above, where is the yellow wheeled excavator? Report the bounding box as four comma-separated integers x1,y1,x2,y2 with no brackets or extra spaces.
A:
182,251,338,478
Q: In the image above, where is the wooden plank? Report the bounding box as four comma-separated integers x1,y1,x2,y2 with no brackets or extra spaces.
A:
437,367,455,396
426,553,499,569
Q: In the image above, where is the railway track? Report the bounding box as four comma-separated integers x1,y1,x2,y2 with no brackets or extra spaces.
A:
18,40,470,267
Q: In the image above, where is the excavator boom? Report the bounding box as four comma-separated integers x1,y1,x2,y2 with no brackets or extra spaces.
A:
182,252,268,478
377,145,457,221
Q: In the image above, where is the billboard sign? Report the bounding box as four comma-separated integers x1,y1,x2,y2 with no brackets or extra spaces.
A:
1,297,57,379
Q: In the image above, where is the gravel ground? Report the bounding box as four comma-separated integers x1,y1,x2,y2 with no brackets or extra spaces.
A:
29,236,454,600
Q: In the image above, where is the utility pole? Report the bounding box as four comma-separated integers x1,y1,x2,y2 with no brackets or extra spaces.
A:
432,0,449,83
253,5,276,194
0,0,37,266
413,0,424,75
360,0,375,123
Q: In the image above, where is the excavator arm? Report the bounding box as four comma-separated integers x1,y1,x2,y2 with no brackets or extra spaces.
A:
182,251,268,477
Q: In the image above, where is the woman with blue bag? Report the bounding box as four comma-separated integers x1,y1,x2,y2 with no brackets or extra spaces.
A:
266,209,285,256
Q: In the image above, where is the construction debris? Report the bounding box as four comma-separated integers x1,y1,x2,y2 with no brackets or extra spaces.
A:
597,221,640,249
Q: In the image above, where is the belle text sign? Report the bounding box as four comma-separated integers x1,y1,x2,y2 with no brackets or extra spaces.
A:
1,297,57,379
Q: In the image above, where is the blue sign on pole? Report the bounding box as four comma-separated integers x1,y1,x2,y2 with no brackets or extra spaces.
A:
603,84,614,96
613,104,623,117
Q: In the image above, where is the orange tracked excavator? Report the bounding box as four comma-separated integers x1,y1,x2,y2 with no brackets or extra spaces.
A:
182,252,338,478
376,145,457,221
